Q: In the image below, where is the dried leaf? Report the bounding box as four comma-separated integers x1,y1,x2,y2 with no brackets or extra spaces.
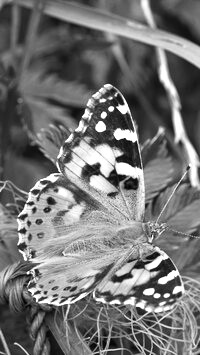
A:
36,125,71,164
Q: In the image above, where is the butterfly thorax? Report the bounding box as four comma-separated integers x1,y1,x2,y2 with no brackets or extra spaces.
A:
143,221,168,243
62,220,167,257
62,220,144,255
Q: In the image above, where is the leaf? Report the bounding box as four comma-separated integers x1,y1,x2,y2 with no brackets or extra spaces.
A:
149,183,200,234
163,0,200,38
0,180,27,213
0,204,21,269
144,157,174,204
143,129,174,203
36,124,71,164
21,96,77,135
20,67,92,108
16,0,200,69
167,187,200,234
19,65,90,135
0,181,27,268
145,177,200,272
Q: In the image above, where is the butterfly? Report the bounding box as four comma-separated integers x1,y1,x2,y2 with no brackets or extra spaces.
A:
17,84,184,313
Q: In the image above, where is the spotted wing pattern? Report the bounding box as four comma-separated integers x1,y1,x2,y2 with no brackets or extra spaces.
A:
94,246,184,313
18,173,103,260
57,84,145,221
17,84,184,312
17,173,121,305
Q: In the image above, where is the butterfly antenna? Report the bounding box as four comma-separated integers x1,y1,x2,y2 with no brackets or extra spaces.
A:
156,165,191,224
167,227,200,239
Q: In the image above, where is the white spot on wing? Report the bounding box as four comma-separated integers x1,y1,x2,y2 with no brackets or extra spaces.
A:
99,98,106,103
145,252,167,271
124,297,137,306
154,306,164,313
56,187,75,201
108,106,114,112
96,280,119,294
163,305,174,311
46,174,59,183
136,300,147,310
109,299,121,305
154,247,169,260
75,119,88,133
173,285,184,294
143,288,155,296
93,92,100,99
117,103,128,114
159,301,166,306
114,128,137,142
100,111,107,119
153,293,161,299
66,203,85,223
163,293,170,298
115,261,135,277
144,305,154,312
158,270,179,285
65,141,119,179
57,147,64,160
115,163,141,178
130,269,151,286
95,121,106,132
82,108,92,123
90,175,117,193
93,292,106,303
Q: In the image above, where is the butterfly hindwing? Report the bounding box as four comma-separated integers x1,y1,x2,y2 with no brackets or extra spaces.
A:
57,84,145,221
94,246,184,313
17,173,105,261
17,171,134,306
27,252,119,306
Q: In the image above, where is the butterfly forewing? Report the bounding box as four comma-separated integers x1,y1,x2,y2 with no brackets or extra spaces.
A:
57,84,145,221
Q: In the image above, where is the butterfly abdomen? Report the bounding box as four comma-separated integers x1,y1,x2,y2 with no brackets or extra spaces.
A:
62,221,148,257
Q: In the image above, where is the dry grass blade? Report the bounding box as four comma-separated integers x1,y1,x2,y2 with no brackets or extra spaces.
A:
0,328,11,355
141,0,200,188
45,311,93,355
70,292,200,355
18,0,45,83
14,0,200,69
14,343,30,355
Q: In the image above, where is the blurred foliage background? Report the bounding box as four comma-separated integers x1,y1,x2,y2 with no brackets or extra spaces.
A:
1,0,200,354
1,0,200,191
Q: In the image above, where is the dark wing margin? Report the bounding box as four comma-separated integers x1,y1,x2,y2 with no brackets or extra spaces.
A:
17,173,103,261
94,246,184,313
57,84,145,221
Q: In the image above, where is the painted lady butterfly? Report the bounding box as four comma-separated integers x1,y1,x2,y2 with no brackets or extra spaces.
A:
17,84,184,313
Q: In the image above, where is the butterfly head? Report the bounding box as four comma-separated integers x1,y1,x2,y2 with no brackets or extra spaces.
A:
144,222,168,243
